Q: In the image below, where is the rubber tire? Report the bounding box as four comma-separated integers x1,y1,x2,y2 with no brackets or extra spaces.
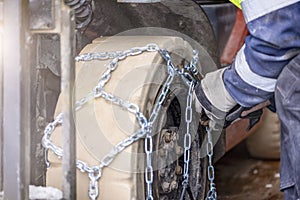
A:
47,1,219,198
46,36,210,200
82,0,219,68
246,109,281,160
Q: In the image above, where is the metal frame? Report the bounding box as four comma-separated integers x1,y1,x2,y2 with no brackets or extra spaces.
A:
31,0,77,198
0,0,3,193
60,3,76,199
2,0,31,199
1,0,76,199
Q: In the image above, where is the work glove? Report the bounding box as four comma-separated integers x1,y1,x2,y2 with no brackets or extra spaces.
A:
193,67,265,131
194,68,236,130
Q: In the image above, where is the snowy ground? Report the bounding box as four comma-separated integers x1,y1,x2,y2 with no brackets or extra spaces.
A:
29,185,62,200
0,186,62,200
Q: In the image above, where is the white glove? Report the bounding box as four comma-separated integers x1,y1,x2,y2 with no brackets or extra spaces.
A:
193,67,237,128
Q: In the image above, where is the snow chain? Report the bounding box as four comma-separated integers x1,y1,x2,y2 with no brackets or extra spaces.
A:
42,43,217,200
206,126,217,200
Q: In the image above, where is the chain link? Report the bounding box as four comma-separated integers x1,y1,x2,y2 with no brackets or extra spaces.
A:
185,50,199,76
179,81,195,200
206,126,217,200
41,43,216,200
143,49,176,199
89,171,100,200
145,131,154,200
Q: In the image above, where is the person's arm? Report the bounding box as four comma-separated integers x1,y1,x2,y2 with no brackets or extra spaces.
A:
194,0,300,125
224,0,300,107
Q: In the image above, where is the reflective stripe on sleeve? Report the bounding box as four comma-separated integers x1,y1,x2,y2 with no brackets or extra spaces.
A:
241,0,300,23
235,45,277,92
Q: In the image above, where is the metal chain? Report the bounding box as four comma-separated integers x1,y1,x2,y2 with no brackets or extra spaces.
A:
159,48,200,200
41,43,214,200
179,81,195,200
185,50,199,76
42,44,160,200
206,126,217,200
42,43,162,200
143,50,176,200
145,127,154,200
159,49,200,86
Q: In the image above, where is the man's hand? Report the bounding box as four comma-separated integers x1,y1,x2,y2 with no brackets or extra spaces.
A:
193,67,265,130
193,67,237,130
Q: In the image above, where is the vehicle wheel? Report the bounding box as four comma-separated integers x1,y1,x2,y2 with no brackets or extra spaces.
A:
46,36,211,199
246,109,281,159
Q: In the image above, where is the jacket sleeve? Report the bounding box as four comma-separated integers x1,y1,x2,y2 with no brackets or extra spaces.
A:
223,0,300,107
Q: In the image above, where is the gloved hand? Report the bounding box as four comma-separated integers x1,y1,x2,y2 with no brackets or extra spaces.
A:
193,67,265,130
193,67,237,130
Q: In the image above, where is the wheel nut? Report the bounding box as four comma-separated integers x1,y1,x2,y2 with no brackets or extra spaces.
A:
175,166,182,175
162,182,170,192
170,180,178,190
164,132,172,143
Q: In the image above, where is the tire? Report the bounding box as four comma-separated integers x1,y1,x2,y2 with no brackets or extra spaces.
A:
82,0,219,70
46,36,209,200
246,109,281,160
46,0,220,198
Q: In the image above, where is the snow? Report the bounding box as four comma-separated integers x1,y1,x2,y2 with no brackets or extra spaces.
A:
29,185,62,200
0,186,62,200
